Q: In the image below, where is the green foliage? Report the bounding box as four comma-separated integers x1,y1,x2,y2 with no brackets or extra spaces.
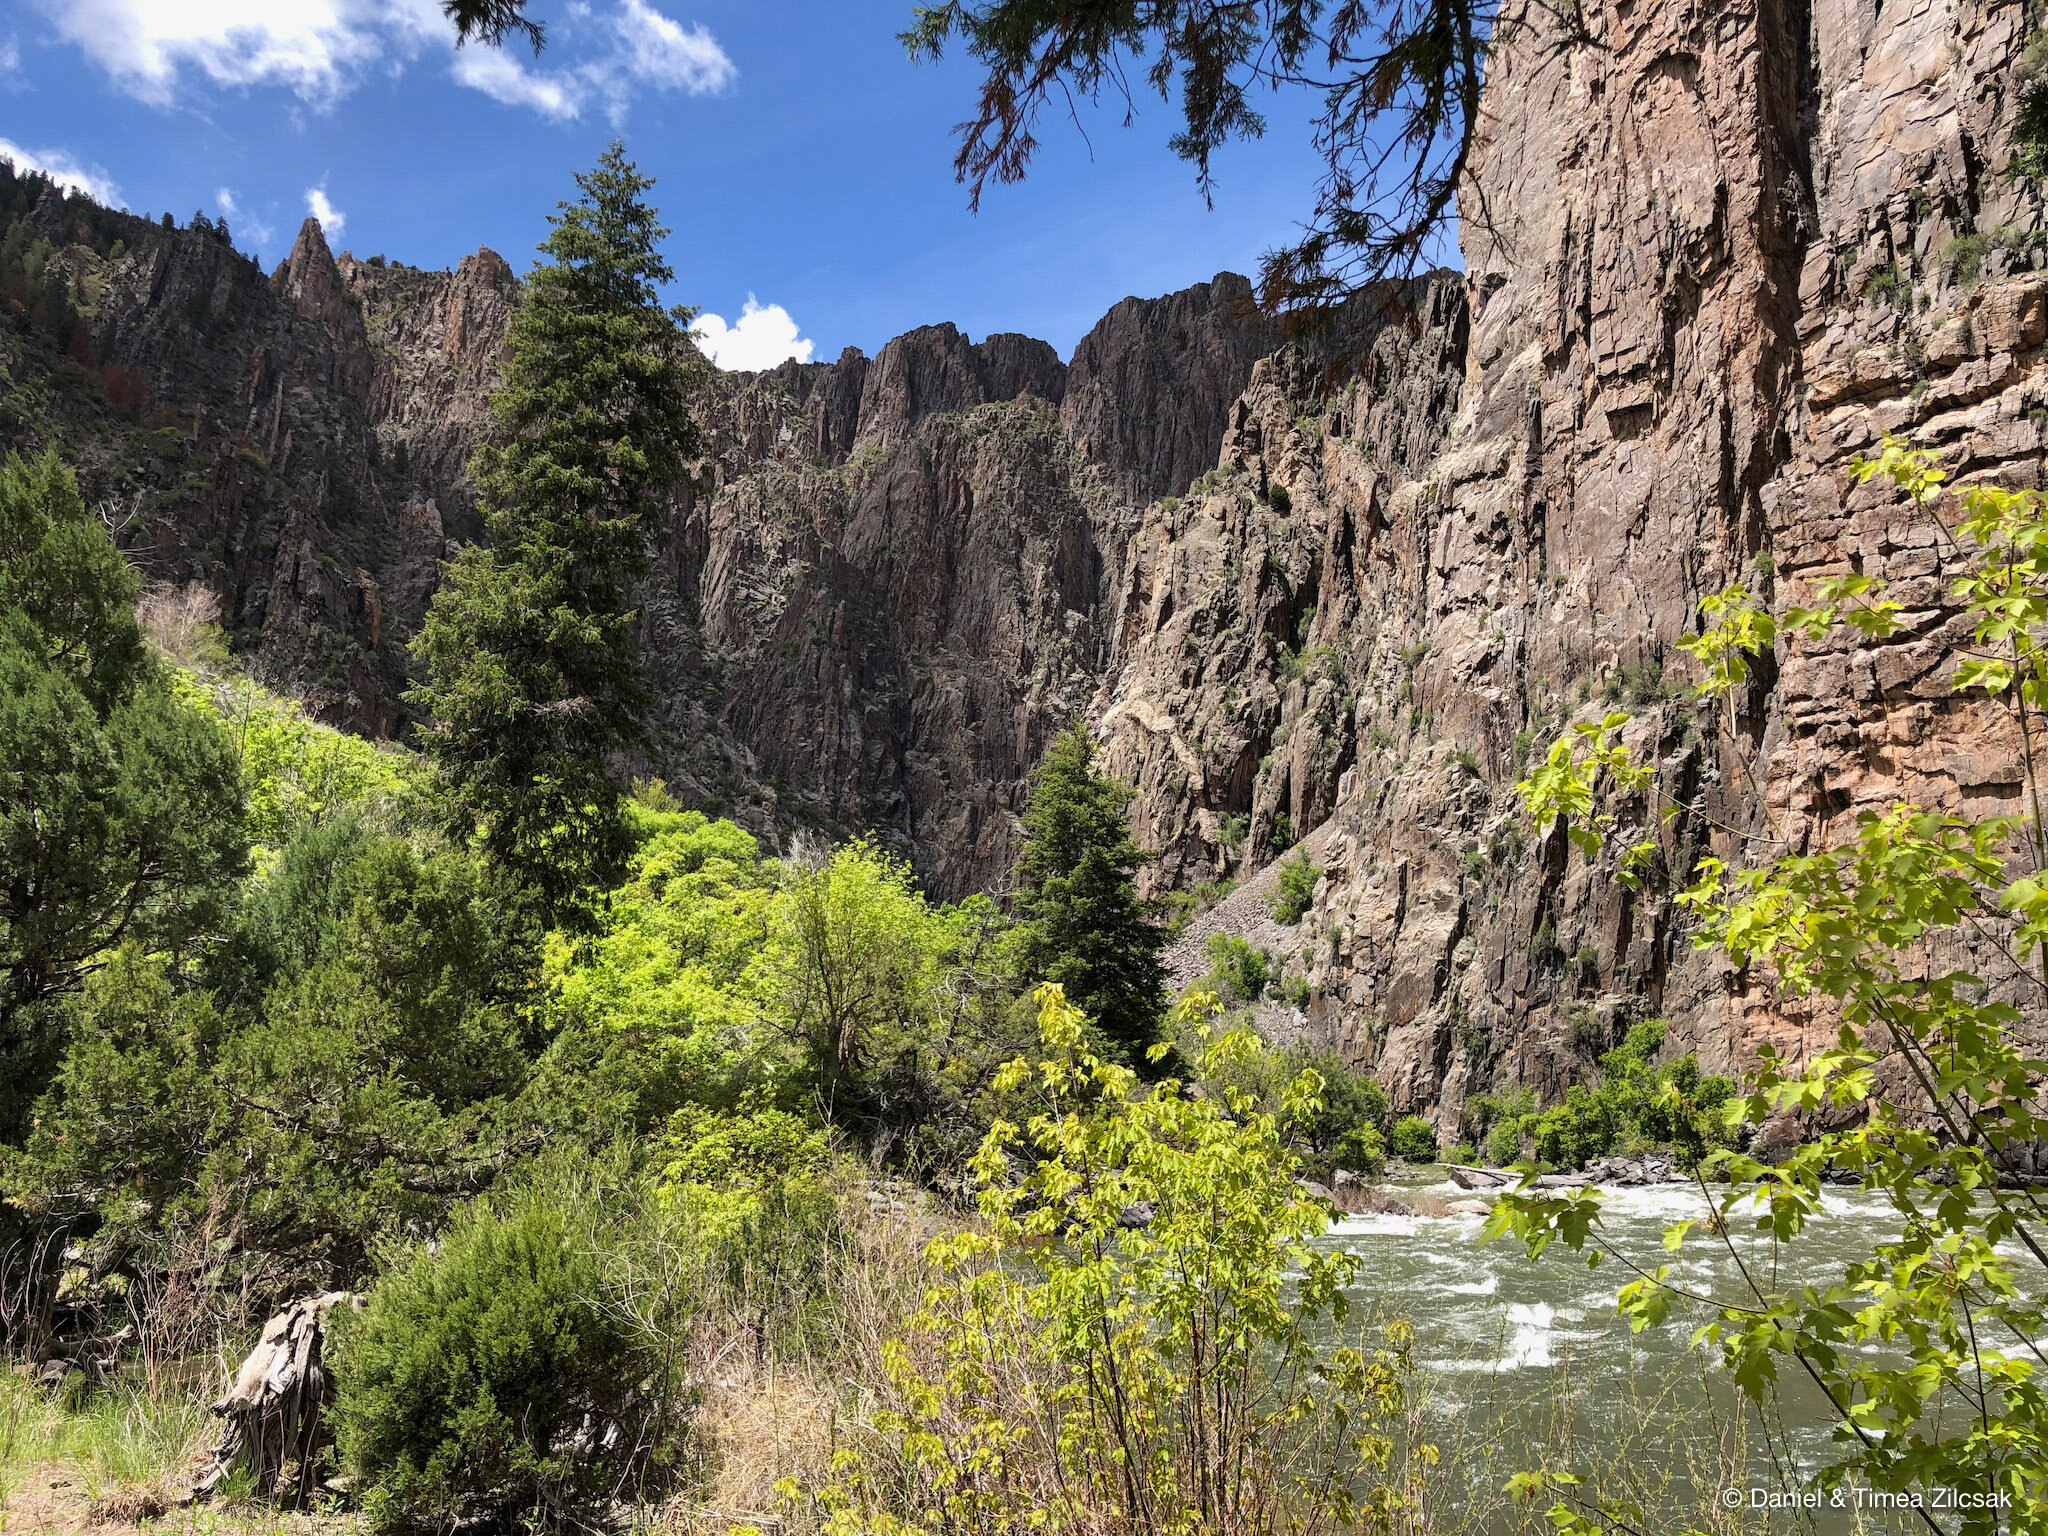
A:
658,1103,846,1362
1269,847,1321,923
1199,932,1271,1004
10,828,552,1292
1277,640,1335,683
1265,481,1291,514
1599,654,1668,707
1214,811,1249,854
335,1188,681,1531
409,143,705,920
767,838,980,1134
1275,1047,1387,1175
546,807,775,1108
0,450,246,1144
800,986,1434,1536
1387,1114,1438,1163
1460,1025,1733,1174
900,1,1490,308
1010,725,1167,1069
1859,262,1908,308
174,672,417,854
1499,434,2048,1527
2014,33,2048,182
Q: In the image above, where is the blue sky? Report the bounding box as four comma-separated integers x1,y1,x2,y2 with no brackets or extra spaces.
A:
0,0,1359,366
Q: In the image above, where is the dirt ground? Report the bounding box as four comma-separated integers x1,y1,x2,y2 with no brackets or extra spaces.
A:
1,1465,361,1536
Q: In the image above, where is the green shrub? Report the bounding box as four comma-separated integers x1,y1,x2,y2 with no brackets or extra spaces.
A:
1338,1122,1387,1176
1266,482,1291,514
1270,848,1322,924
1527,919,1565,968
1276,1046,1386,1173
1201,933,1272,1004
658,1104,845,1361
1388,1114,1438,1162
1485,1118,1523,1167
335,1192,675,1531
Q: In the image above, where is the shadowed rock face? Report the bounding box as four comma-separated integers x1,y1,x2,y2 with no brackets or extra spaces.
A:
12,0,2045,1126
654,275,1344,898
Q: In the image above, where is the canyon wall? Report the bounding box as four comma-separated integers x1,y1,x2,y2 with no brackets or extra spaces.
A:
6,0,2045,1124
1141,0,2048,1130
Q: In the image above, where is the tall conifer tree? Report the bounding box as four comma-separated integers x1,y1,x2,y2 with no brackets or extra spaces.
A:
410,142,702,919
1009,725,1168,1068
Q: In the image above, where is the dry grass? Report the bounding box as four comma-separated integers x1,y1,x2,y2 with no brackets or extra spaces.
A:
648,1197,950,1536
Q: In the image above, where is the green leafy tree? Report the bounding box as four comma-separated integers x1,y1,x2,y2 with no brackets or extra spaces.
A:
410,142,703,920
1010,725,1168,1068
766,838,966,1125
902,0,1502,306
1496,435,2048,1532
10,827,548,1300
0,450,245,1144
544,806,777,1108
658,1103,845,1364
798,985,1437,1536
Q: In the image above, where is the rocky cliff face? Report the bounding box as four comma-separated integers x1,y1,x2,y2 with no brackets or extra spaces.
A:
11,0,2044,1126
656,273,1374,897
1145,0,2048,1133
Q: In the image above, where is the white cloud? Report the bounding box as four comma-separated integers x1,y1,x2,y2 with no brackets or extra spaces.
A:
693,298,813,372
611,0,732,94
305,183,345,238
30,0,418,107
0,138,121,204
34,0,732,122
450,45,580,120
447,0,733,123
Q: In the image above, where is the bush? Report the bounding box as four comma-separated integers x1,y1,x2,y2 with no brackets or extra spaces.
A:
1201,933,1272,1003
1337,1122,1387,1175
335,1192,677,1531
1275,1046,1386,1173
1485,1118,1523,1167
1388,1114,1438,1162
1270,848,1322,924
802,986,1436,1536
658,1103,845,1362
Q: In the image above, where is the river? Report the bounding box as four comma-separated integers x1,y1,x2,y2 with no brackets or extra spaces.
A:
1318,1175,2018,1534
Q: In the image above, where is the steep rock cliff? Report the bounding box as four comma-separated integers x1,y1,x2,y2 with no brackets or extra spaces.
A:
1131,0,2048,1138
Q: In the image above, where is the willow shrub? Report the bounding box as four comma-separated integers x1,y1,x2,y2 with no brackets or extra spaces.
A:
793,984,1436,1536
1497,435,2048,1532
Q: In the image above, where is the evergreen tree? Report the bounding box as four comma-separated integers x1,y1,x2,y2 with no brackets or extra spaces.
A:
409,142,703,920
1009,725,1167,1067
0,450,246,1145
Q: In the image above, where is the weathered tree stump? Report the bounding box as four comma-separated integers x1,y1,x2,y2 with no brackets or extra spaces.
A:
194,1291,358,1504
